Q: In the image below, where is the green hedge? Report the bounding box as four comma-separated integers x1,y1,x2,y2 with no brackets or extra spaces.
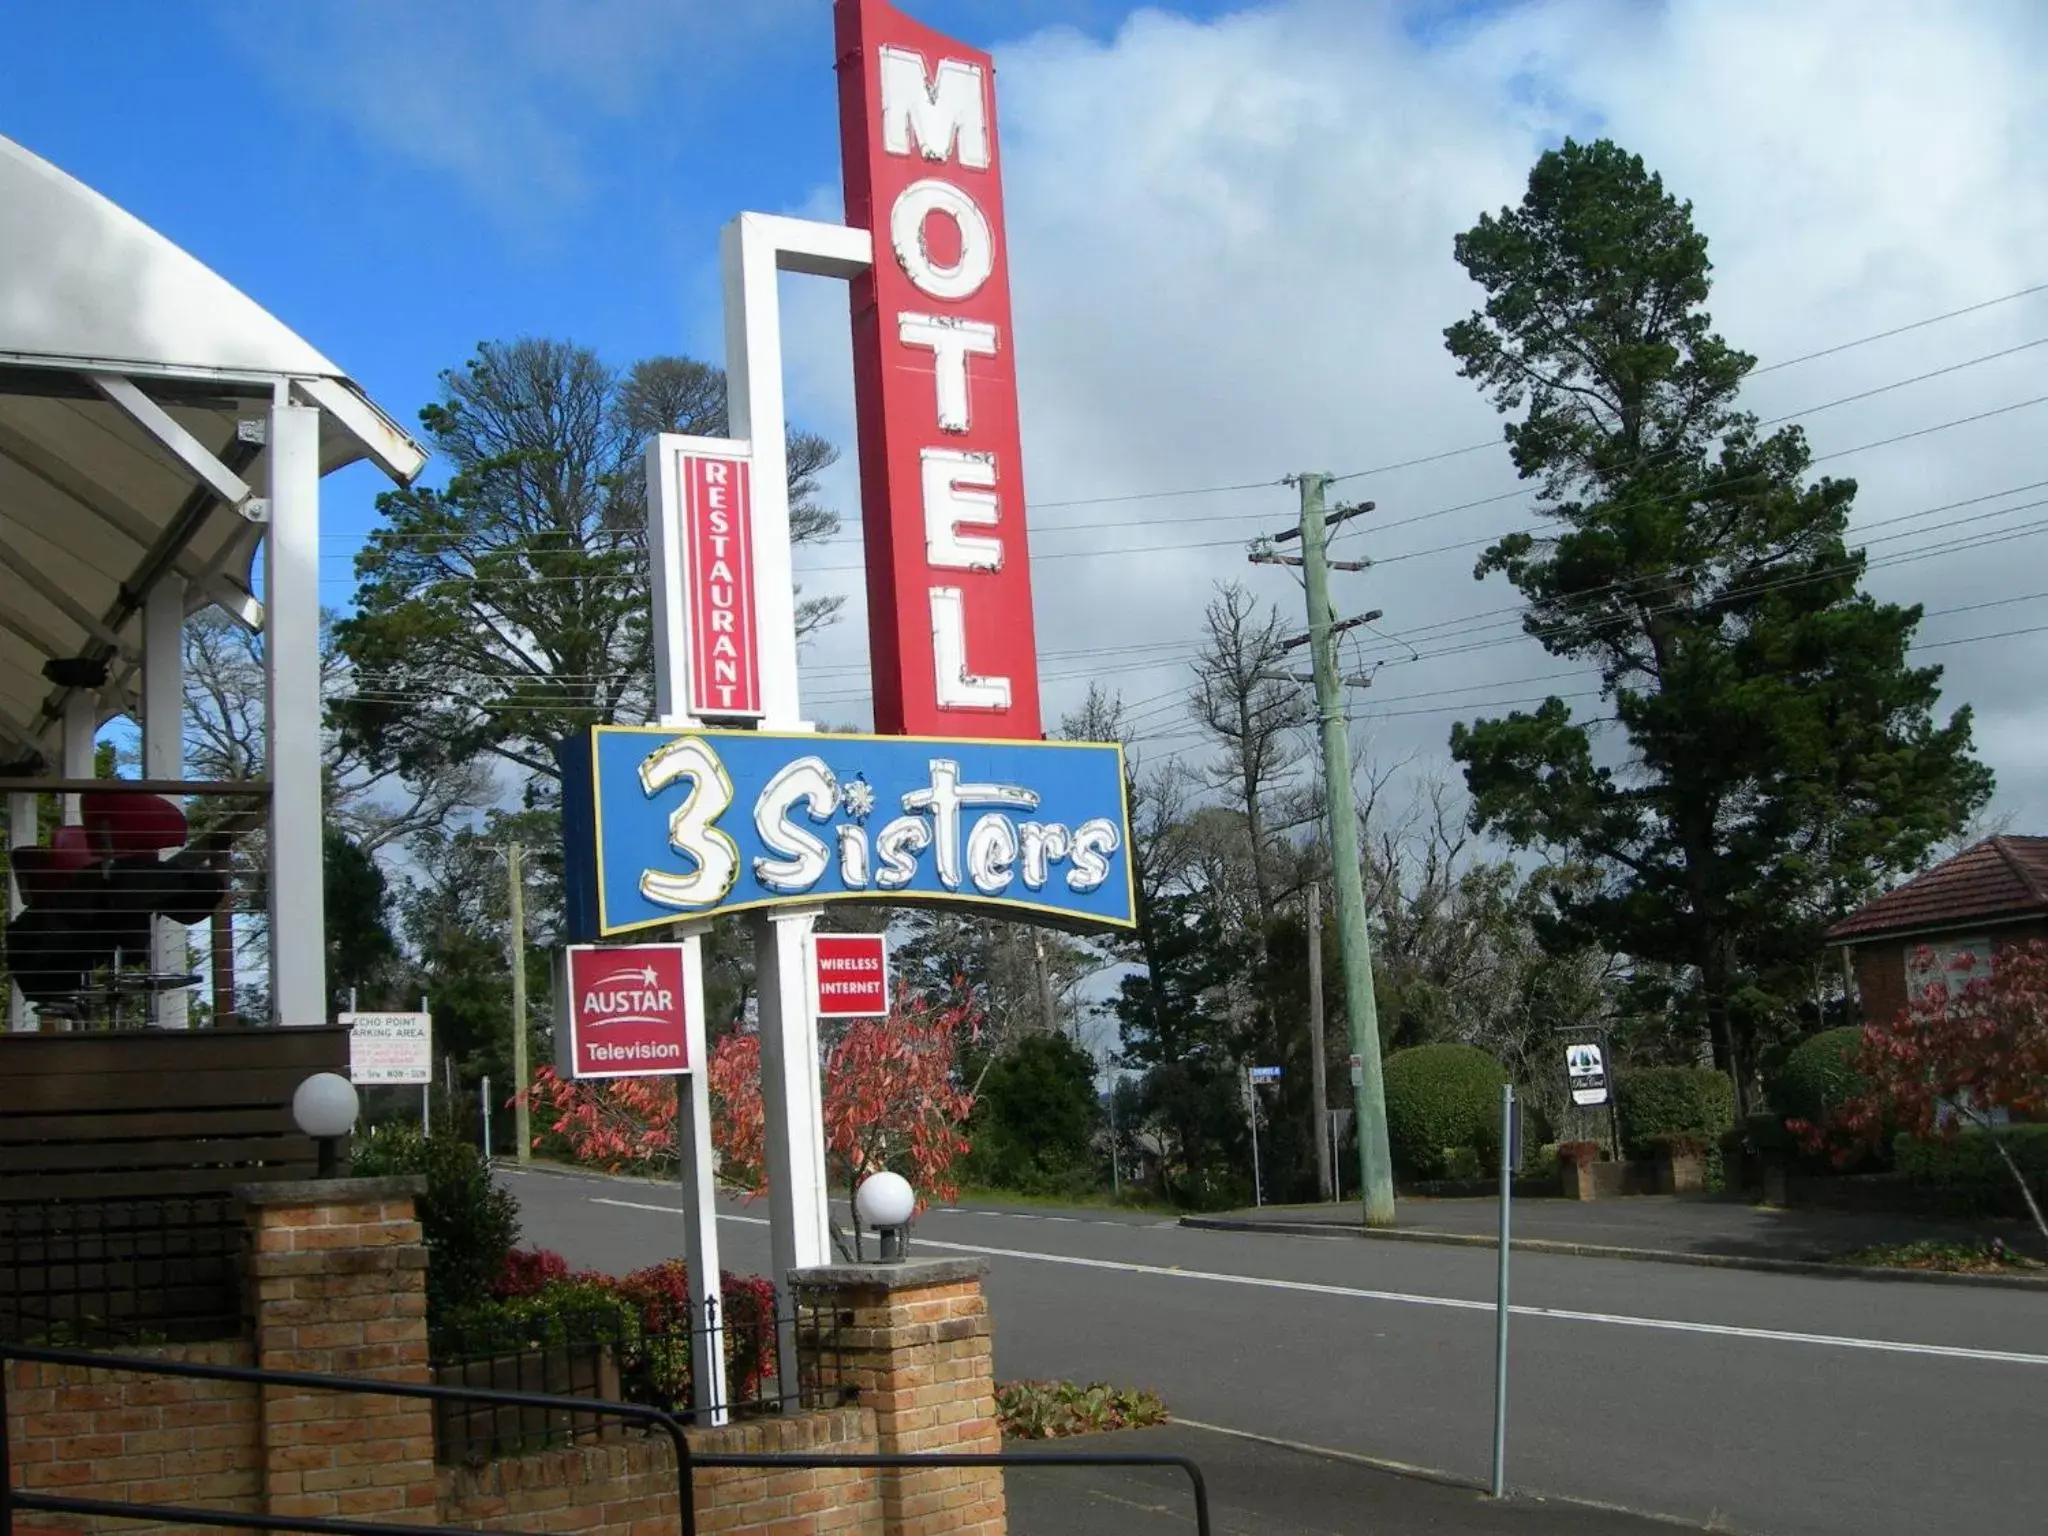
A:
1770,1027,1868,1127
1383,1044,1508,1179
1894,1124,2048,1189
1615,1067,1735,1161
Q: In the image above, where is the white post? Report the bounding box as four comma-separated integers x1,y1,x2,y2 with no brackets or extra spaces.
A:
6,788,34,1031
756,909,830,1375
265,402,327,1026
144,574,188,1027
676,929,729,1424
719,214,868,1332
60,690,95,824
1491,1082,1515,1498
1248,1068,1263,1208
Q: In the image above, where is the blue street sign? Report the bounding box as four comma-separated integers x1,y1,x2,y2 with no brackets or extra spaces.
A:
561,725,1136,939
1249,1065,1282,1082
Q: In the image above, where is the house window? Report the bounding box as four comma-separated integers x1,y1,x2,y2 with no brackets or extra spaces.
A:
1904,935,1992,1010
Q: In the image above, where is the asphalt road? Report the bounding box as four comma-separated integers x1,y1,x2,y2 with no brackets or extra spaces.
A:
498,1164,2048,1536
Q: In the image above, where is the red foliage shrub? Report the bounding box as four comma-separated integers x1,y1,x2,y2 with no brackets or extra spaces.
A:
493,1247,572,1299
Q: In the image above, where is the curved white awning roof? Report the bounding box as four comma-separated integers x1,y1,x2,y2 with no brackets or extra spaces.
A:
0,132,427,761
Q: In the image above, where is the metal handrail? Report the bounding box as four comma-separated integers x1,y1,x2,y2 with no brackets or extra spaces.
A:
2,1340,1213,1536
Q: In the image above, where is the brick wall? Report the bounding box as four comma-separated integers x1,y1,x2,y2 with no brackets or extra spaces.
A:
6,1190,1009,1536
439,1406,883,1536
799,1261,1005,1536
1847,919,2048,1030
5,1340,261,1536
241,1179,438,1530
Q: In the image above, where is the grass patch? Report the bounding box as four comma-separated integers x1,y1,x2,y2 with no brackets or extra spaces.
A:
1834,1238,2045,1275
997,1380,1170,1440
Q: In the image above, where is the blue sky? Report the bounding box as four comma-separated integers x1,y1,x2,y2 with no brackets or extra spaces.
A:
8,0,2048,836
0,0,1252,605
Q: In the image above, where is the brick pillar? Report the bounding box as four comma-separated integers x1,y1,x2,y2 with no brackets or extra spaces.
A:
793,1259,1005,1536
238,1176,437,1529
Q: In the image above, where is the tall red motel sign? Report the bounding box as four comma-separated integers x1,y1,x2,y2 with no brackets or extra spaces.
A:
560,0,1134,1387
838,0,1042,738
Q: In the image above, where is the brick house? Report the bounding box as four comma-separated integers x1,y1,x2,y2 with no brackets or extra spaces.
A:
1827,835,2048,1028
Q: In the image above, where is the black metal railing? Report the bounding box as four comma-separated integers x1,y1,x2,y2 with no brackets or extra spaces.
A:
0,1341,1213,1536
427,1286,853,1463
0,1196,242,1346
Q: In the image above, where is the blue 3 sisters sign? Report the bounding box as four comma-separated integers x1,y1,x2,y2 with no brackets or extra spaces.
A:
561,725,1136,939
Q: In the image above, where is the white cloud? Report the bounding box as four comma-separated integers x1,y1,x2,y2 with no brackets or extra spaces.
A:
218,0,810,218
774,0,2048,838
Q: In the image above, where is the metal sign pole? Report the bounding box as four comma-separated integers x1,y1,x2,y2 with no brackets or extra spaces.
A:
1248,1068,1263,1208
420,994,430,1135
1491,1081,1515,1498
481,1075,492,1164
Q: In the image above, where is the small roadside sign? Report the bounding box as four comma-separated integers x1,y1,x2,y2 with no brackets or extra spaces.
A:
1566,1042,1609,1107
1348,1053,1364,1088
1249,1065,1282,1083
344,1012,433,1085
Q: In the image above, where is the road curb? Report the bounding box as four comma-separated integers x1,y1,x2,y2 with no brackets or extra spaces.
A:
1177,1215,2048,1293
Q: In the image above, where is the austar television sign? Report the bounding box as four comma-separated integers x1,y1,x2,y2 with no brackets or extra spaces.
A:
558,942,695,1079
561,725,1134,937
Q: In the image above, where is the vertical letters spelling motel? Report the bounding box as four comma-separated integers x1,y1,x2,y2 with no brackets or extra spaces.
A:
838,0,1044,740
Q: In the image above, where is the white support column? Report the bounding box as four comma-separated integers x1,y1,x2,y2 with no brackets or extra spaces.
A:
676,926,729,1425
755,906,830,1372
60,691,96,824
720,212,871,730
264,403,327,1026
6,789,33,1032
720,215,871,1332
144,574,189,1027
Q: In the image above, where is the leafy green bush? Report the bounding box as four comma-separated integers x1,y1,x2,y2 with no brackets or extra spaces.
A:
960,1035,1104,1197
1382,1044,1508,1179
1615,1067,1735,1161
1771,1027,1868,1127
351,1123,520,1323
1894,1124,2048,1189
996,1380,1169,1439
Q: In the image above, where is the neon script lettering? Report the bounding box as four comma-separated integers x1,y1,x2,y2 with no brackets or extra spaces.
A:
636,745,1119,912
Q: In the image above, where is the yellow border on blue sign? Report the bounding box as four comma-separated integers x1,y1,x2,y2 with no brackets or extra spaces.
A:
583,723,1139,936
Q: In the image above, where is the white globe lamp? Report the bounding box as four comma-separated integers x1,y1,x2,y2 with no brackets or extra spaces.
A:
854,1170,916,1262
292,1072,360,1177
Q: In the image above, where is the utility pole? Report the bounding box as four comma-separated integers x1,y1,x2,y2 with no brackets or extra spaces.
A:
507,842,531,1164
1031,927,1058,1037
1306,881,1332,1203
1251,473,1397,1227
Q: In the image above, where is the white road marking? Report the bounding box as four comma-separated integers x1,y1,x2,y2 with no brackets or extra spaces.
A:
586,1195,2048,1370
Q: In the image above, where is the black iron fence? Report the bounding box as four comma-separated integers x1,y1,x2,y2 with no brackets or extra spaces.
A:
427,1285,853,1464
0,1341,1213,1536
0,1196,242,1347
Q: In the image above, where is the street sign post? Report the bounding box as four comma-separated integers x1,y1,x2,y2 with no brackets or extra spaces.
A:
553,940,728,1424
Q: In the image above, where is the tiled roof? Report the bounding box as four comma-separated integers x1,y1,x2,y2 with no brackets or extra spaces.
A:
1826,836,2048,942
